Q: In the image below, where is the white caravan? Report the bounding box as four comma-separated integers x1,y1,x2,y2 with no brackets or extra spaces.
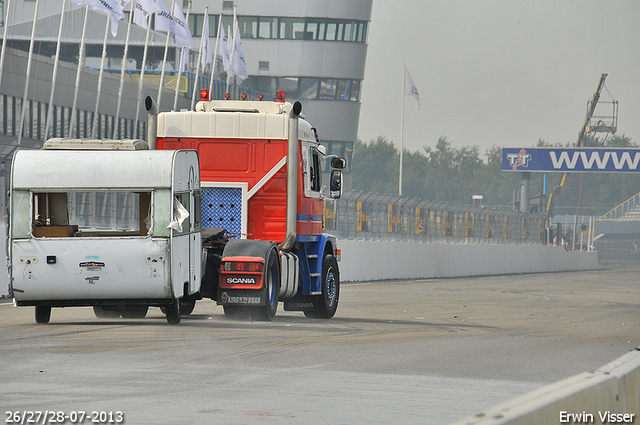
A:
8,139,201,324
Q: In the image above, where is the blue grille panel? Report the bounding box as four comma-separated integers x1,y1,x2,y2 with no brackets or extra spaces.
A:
202,187,243,238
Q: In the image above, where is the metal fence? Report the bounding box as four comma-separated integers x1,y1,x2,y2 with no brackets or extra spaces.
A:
598,192,640,221
323,190,547,245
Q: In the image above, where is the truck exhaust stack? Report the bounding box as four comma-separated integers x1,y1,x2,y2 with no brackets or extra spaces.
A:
145,96,158,150
279,101,303,252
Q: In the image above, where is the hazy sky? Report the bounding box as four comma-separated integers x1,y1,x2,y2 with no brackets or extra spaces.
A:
357,0,640,157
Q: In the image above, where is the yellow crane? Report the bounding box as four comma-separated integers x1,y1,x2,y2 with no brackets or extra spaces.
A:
545,73,611,214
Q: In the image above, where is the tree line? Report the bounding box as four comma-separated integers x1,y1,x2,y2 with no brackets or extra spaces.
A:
350,135,640,214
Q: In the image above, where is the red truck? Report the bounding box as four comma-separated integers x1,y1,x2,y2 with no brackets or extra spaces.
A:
150,91,344,320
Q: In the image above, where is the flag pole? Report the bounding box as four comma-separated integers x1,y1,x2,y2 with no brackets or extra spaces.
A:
135,11,152,138
157,0,177,111
44,0,68,139
70,5,90,139
173,0,192,111
208,13,222,96
17,0,39,146
91,14,111,139
114,1,136,138
0,0,13,96
226,6,237,96
190,7,208,110
225,23,234,95
399,62,406,196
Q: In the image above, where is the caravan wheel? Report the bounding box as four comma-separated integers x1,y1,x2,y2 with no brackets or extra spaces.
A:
165,300,181,324
35,306,51,324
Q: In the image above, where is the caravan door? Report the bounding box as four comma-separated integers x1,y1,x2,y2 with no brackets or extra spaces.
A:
169,154,201,299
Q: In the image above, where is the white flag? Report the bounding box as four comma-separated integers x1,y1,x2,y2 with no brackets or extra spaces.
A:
155,1,193,48
219,24,231,74
404,66,420,110
179,46,189,72
82,0,125,36
171,2,193,48
133,0,161,30
201,14,213,71
232,25,248,82
154,0,172,32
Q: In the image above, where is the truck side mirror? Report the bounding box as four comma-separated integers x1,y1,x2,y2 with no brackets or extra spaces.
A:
330,170,342,199
330,157,346,169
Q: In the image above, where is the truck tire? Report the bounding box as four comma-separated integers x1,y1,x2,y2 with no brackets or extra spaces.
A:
93,306,121,319
35,306,51,324
165,299,181,324
304,254,339,319
253,248,280,321
120,305,149,319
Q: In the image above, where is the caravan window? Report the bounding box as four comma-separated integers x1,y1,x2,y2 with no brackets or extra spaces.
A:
31,190,152,238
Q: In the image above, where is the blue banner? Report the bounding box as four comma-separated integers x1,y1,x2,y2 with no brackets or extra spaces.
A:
502,148,640,173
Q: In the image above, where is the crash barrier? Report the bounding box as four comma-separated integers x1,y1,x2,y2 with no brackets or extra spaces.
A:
325,191,548,245
337,240,598,282
448,347,640,425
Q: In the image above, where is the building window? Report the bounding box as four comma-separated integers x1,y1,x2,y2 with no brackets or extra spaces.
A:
188,14,204,37
193,15,368,43
238,16,258,39
37,101,45,140
9,96,17,137
358,22,367,43
278,77,299,99
258,17,278,39
319,79,337,99
305,21,319,40
337,80,351,100
242,77,362,102
0,95,4,135
299,78,318,100
320,141,354,173
350,80,361,102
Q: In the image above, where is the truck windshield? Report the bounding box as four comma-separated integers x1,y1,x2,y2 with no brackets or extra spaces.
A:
32,191,152,238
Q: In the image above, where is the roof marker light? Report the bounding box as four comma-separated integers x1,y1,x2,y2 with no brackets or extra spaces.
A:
241,93,247,100
258,94,264,100
224,93,230,100
200,89,209,102
276,90,285,103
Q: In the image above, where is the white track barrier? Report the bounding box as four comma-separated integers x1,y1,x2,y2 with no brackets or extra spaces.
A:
449,347,640,425
1,237,596,297
338,240,598,282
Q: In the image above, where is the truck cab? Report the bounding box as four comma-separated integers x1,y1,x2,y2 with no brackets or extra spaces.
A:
155,92,344,320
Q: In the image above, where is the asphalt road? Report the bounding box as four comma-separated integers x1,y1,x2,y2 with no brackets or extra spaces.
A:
1,264,638,424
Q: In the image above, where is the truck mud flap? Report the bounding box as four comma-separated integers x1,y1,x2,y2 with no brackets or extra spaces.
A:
283,295,318,312
217,288,266,306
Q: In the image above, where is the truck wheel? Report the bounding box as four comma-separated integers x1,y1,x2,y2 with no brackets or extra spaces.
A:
120,305,149,319
93,306,121,319
35,306,51,324
304,254,339,319
165,300,181,324
254,248,279,321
